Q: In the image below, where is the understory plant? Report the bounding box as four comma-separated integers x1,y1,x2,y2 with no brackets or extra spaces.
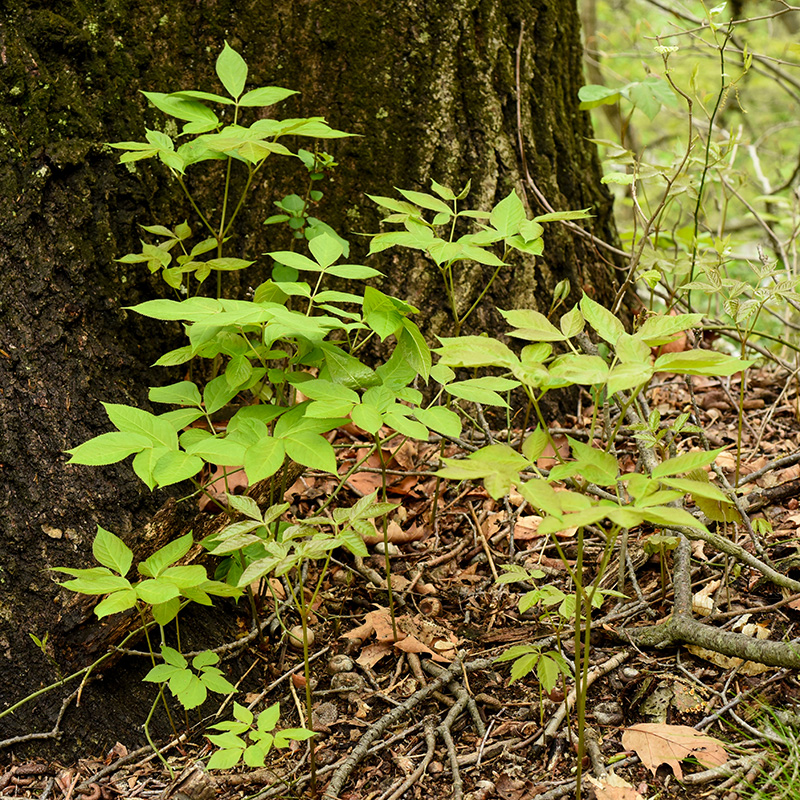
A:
56,41,586,781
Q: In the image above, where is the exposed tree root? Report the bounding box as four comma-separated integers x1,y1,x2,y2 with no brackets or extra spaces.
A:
617,535,800,668
379,718,437,800
322,656,493,800
0,687,80,750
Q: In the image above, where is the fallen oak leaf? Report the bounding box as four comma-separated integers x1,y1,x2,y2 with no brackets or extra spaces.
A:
622,723,728,779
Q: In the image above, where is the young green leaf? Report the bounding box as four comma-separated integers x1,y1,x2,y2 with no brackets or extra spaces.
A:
149,381,202,407
239,86,298,107
66,431,152,465
139,532,194,578
93,527,133,576
216,42,248,98
580,294,625,345
489,190,527,236
102,403,178,449
651,448,726,479
653,350,753,377
501,308,566,342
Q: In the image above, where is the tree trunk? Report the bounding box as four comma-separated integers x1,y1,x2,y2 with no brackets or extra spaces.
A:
0,0,621,758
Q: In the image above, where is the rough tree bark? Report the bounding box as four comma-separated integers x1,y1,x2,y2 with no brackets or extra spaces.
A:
0,0,621,757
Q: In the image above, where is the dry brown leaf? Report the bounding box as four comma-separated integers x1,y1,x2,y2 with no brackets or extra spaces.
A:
537,434,569,469
356,641,392,668
586,772,643,799
369,609,397,643
394,634,446,661
714,452,738,472
781,464,800,482
512,515,543,540
622,723,728,779
347,471,383,496
692,579,720,617
361,520,425,546
389,439,418,470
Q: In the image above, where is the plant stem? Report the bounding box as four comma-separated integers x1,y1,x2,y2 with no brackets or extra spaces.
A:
144,687,174,778
573,525,586,800
375,434,398,641
289,567,318,795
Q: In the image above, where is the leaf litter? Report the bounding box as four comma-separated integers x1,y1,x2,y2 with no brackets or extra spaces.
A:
10,366,800,800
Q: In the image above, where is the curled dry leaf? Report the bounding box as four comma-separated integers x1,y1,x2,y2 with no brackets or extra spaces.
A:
622,723,728,779
361,520,425,546
691,579,720,616
586,772,643,800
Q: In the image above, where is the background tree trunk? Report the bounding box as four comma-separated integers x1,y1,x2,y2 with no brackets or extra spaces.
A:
0,0,621,757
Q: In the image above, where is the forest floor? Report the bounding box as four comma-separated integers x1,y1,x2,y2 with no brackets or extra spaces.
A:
4,367,800,800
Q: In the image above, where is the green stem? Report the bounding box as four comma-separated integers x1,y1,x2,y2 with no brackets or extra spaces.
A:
573,525,586,800
457,250,509,330
287,568,318,794
144,686,175,778
375,434,398,641
174,175,216,238
220,166,257,241
239,549,265,646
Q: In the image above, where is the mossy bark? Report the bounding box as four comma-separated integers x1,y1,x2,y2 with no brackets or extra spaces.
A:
0,0,621,758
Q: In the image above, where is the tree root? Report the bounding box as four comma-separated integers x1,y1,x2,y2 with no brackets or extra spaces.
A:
323,656,492,800
0,687,80,751
616,535,800,668
379,718,437,800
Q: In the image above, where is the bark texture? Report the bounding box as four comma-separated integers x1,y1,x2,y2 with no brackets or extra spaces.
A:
0,0,621,758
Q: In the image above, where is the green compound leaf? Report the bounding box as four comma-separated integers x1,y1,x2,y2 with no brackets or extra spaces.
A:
239,86,298,107
413,406,462,438
102,403,177,449
94,589,138,618
398,320,431,381
653,350,753,377
281,431,337,474
438,444,529,499
207,748,243,770
580,294,625,345
66,431,152,465
55,568,132,595
257,703,281,731
216,42,248,99
435,336,518,369
93,526,133,576
178,674,208,709
200,668,237,695
502,308,566,342
637,313,704,346
149,381,202,407
651,448,726,479
139,532,194,578
490,190,527,236
151,450,204,487
244,435,286,483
